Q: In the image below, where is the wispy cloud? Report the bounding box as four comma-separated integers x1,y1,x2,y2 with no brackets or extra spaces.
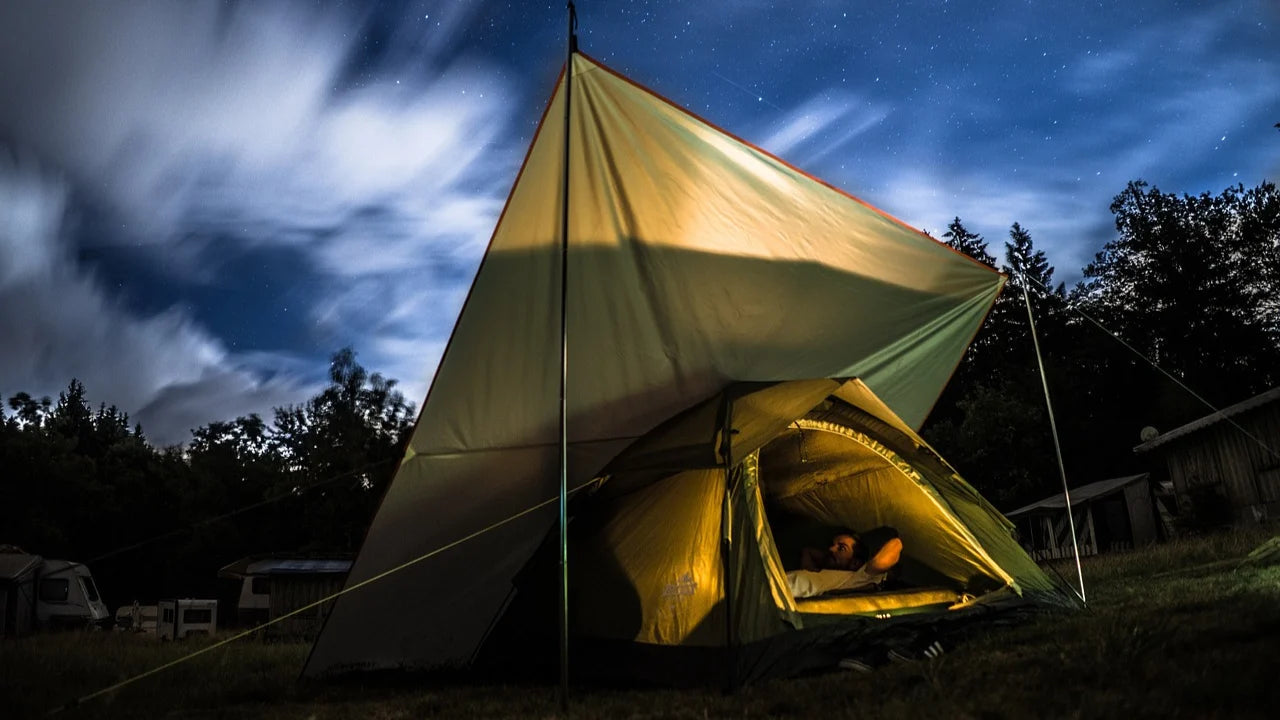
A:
0,158,312,444
0,1,527,439
759,92,889,161
0,2,516,253
877,169,1105,281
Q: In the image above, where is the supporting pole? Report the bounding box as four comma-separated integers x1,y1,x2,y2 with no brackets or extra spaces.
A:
1017,268,1087,604
718,394,735,690
557,1,577,712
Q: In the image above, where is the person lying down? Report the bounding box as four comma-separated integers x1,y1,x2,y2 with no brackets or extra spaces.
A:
787,528,903,599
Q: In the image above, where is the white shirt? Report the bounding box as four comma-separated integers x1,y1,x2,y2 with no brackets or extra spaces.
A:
786,567,886,599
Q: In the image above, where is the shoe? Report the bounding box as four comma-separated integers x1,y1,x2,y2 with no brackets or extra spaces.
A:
888,639,944,663
838,657,876,673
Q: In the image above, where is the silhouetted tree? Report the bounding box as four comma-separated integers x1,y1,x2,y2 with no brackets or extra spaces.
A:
943,216,997,267
924,221,1071,508
268,348,415,550
1081,181,1280,413
8,391,51,428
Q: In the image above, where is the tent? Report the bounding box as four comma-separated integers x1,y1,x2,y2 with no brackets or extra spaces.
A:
472,378,1069,685
303,52,1073,683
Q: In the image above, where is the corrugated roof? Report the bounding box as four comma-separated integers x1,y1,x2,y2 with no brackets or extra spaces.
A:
219,554,353,578
0,553,42,581
1006,473,1149,517
1133,386,1280,454
246,559,352,575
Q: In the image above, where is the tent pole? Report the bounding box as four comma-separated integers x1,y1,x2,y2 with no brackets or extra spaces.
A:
557,1,578,712
718,394,735,690
1018,268,1086,604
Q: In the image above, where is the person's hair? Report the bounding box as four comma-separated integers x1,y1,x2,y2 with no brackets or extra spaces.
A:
832,530,868,562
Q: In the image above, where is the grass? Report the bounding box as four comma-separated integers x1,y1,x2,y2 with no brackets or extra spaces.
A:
4,528,1280,719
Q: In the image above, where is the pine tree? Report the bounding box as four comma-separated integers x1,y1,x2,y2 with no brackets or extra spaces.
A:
942,217,997,267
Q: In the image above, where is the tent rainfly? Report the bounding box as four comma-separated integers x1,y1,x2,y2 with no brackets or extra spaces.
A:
303,52,1075,685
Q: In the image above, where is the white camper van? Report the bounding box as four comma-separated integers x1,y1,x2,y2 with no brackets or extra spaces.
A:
34,558,111,629
157,598,217,639
115,602,159,634
2,549,110,634
36,558,110,625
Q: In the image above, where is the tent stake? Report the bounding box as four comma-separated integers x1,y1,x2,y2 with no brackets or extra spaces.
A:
557,1,578,712
1018,268,1086,604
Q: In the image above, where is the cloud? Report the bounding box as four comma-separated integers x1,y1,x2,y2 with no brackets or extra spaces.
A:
0,157,313,445
1062,48,1140,96
759,92,889,162
0,1,528,433
134,370,311,446
0,2,516,268
885,170,1106,282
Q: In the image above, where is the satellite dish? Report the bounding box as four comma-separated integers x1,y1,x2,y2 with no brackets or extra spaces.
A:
1140,426,1159,442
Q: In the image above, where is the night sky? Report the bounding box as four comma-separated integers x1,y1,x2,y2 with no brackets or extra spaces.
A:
1,1,1276,445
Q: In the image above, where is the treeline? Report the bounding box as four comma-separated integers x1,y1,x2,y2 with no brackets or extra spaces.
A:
923,179,1280,509
0,349,415,605
2,179,1277,607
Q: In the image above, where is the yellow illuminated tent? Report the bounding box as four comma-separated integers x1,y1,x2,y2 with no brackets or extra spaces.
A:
303,53,1072,684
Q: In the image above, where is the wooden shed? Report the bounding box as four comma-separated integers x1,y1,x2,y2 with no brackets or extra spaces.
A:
218,555,351,640
1134,387,1280,526
1006,474,1162,560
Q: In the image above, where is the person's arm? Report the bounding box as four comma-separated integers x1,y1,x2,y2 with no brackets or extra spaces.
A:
865,537,902,574
800,546,826,571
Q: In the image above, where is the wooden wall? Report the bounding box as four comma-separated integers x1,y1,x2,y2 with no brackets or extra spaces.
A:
1018,507,1098,561
1155,403,1280,523
1014,478,1160,559
1122,481,1159,545
267,575,346,640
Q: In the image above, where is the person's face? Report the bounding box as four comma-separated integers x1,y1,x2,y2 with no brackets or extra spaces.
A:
828,534,857,569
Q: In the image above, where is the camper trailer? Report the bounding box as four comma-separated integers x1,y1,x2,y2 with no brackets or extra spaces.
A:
36,559,110,629
1,549,110,635
157,598,217,639
114,602,159,634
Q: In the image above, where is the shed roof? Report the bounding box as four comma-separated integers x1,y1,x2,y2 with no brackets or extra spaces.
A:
1134,386,1280,454
219,555,353,578
1006,473,1149,518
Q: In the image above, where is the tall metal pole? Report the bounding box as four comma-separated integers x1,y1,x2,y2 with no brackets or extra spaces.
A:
1017,267,1086,604
557,1,577,712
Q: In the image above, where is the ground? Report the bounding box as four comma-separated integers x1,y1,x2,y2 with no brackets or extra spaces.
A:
3,528,1279,719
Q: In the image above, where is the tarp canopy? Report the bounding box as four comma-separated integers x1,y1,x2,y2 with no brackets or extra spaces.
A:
304,52,1008,678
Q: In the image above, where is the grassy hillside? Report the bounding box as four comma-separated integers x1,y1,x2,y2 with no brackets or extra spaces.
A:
4,528,1278,719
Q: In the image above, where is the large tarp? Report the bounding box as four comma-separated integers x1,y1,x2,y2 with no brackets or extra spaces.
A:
304,53,1004,676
